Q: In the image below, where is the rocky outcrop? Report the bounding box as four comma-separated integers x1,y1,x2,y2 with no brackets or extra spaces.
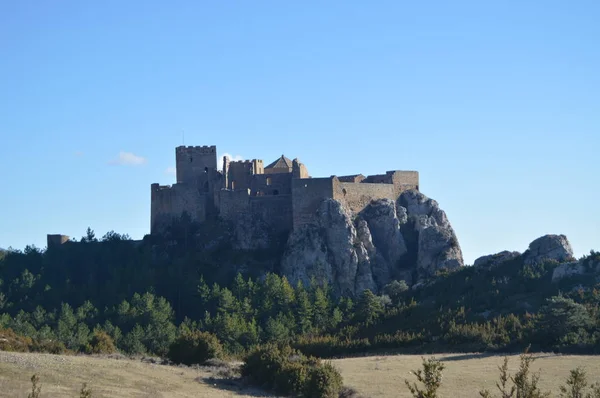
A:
281,190,463,295
474,251,521,268
399,190,464,276
551,262,586,282
523,234,574,265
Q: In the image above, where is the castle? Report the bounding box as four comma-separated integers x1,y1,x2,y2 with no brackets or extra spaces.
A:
150,145,419,235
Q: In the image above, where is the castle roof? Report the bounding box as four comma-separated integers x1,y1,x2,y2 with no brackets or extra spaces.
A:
265,155,293,169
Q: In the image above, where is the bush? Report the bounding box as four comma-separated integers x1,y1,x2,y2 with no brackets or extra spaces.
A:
304,361,344,398
405,357,445,398
85,330,116,354
242,344,344,397
167,331,223,365
0,328,33,352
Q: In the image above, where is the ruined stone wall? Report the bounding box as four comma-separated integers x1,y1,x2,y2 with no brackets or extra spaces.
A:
292,177,335,228
390,170,419,197
292,159,310,179
176,146,217,184
338,174,365,183
47,234,70,247
227,161,259,191
333,181,396,213
151,183,206,233
251,173,292,196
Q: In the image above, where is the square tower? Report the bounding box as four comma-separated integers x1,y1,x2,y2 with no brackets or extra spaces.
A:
175,145,217,185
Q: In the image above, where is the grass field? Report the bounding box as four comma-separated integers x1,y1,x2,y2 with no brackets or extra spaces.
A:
332,353,600,397
1,351,599,397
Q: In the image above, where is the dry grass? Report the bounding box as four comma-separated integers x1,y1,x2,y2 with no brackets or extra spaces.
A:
1,351,599,397
0,351,272,397
331,352,600,397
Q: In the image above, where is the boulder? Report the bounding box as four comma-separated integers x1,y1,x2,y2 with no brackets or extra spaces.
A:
524,234,574,265
474,251,521,268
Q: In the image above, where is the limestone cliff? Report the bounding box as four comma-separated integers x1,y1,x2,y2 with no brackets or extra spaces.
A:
280,190,464,295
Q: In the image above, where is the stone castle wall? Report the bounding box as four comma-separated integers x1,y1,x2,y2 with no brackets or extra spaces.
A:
291,177,335,228
333,181,396,213
151,183,207,233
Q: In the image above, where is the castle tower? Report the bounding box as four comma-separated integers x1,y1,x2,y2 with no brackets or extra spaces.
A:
175,145,217,185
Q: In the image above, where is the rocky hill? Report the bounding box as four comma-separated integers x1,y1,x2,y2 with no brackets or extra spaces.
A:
281,190,463,295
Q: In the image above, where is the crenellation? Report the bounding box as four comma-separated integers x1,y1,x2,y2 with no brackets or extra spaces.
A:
151,144,419,236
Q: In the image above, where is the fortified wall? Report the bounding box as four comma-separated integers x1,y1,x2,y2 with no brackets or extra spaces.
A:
150,145,419,235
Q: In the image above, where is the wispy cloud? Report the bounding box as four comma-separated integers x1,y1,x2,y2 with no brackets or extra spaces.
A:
165,166,176,176
109,151,147,166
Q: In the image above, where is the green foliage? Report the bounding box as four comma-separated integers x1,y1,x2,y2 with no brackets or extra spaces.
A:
167,330,224,365
480,347,550,398
241,344,343,397
559,367,600,398
304,361,344,398
404,357,445,398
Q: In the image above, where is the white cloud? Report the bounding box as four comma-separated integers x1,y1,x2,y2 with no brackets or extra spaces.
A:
165,166,176,176
109,151,147,166
218,153,244,170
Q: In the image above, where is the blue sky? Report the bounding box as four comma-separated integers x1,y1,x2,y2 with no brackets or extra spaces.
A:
0,1,598,264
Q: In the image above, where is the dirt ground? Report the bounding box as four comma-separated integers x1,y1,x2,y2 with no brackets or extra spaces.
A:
1,351,599,397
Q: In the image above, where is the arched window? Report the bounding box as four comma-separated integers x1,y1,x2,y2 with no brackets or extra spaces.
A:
266,177,272,186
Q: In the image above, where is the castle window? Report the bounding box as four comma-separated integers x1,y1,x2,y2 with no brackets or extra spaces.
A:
231,181,236,190
204,167,208,173
266,177,272,186
342,188,347,196
190,157,193,163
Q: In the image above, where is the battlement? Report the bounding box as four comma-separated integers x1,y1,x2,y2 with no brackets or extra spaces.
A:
176,145,216,154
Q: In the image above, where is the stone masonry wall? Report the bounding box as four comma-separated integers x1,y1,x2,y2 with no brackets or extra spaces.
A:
151,183,206,233
292,177,334,228
333,181,396,213
176,146,217,184
249,195,293,233
219,189,251,221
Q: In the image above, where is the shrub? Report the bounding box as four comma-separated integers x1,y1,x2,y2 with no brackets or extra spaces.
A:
480,347,550,398
167,331,223,365
85,330,116,354
405,357,445,398
31,339,68,355
28,374,41,398
80,382,92,398
0,328,33,352
304,361,344,398
242,344,344,397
